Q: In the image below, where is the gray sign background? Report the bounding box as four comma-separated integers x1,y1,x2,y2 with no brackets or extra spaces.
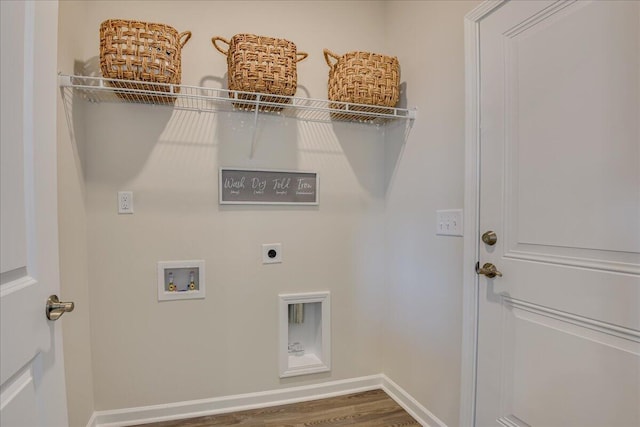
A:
219,169,318,205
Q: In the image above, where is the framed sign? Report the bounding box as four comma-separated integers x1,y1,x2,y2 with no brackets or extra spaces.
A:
219,168,319,205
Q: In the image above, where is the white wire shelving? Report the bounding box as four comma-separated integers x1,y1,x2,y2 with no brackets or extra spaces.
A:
59,74,416,157
59,74,416,125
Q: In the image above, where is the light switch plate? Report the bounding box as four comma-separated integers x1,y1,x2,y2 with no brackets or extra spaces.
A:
436,209,463,236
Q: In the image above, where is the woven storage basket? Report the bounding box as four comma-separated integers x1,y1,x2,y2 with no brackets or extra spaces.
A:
100,19,191,103
324,49,399,120
212,34,308,111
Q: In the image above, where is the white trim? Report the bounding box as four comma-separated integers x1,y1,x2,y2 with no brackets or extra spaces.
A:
89,374,446,427
85,412,97,427
381,375,447,427
502,0,576,38
503,296,640,344
0,275,37,298
504,250,640,275
497,415,530,427
464,0,505,22
92,375,379,427
0,369,34,410
278,291,331,378
461,2,508,427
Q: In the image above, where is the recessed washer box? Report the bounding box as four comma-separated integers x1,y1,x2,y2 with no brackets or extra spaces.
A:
157,260,205,301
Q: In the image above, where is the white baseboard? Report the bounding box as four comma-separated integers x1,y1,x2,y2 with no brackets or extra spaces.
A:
85,412,97,427
381,375,447,427
90,374,446,427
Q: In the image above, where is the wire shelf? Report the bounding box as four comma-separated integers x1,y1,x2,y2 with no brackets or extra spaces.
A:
59,74,416,125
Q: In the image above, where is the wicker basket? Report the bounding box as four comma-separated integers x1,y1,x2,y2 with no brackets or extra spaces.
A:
212,34,308,111
100,19,191,103
324,49,399,120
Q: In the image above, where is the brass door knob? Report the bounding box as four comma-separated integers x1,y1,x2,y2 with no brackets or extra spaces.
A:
481,230,497,246
46,295,74,321
476,262,503,278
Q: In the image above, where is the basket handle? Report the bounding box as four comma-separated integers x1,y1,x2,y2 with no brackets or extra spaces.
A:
211,36,230,55
179,31,192,48
323,49,340,67
296,52,309,63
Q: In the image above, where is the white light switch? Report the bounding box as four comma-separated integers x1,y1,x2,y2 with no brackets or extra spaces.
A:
436,209,463,236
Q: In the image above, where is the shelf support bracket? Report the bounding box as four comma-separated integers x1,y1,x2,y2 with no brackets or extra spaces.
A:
250,94,261,158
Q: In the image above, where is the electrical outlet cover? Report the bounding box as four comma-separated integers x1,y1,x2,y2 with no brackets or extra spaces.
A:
118,191,134,214
262,243,282,264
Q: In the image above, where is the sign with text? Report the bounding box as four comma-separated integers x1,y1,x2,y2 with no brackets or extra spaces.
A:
219,169,319,205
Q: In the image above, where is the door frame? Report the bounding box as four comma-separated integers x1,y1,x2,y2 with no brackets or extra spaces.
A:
460,1,507,426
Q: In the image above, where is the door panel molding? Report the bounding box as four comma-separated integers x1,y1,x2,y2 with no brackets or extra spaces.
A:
0,275,37,298
503,0,640,261
0,276,42,385
502,299,639,426
505,296,640,349
504,249,640,275
0,368,39,427
503,0,577,39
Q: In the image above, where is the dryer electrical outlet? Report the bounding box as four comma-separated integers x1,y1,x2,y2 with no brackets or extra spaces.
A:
262,243,282,264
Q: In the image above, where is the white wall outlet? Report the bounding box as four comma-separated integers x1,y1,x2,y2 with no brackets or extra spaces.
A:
262,243,282,264
118,191,134,214
436,209,463,236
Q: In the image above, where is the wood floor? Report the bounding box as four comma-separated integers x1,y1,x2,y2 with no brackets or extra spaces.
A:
135,389,420,426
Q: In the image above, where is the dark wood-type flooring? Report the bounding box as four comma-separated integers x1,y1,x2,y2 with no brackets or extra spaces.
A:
135,389,420,426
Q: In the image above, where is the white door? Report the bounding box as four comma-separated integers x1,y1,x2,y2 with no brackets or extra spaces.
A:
0,1,70,426
476,1,640,426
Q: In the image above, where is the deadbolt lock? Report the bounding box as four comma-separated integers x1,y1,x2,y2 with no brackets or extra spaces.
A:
481,230,497,246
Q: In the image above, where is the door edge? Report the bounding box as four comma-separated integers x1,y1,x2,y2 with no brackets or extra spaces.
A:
460,2,507,426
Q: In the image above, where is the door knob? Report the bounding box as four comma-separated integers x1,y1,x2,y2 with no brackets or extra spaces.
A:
46,295,74,321
481,230,497,246
476,262,503,278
